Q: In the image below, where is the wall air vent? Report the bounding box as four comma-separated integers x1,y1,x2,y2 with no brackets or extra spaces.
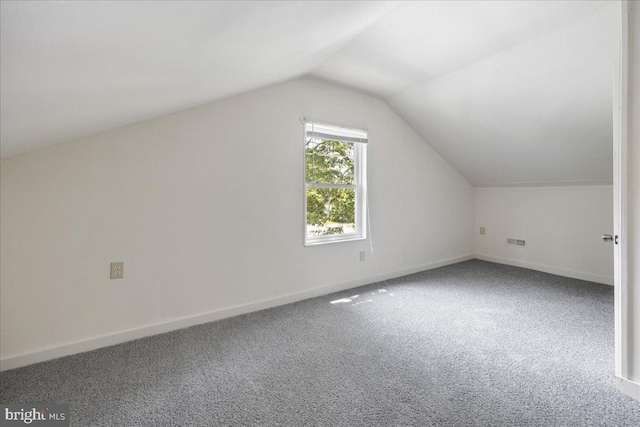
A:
507,238,526,246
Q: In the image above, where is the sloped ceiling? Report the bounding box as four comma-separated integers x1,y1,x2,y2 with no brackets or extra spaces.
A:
0,1,398,158
0,1,620,187
385,3,619,186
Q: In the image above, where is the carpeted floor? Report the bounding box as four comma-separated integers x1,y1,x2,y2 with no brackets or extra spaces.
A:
1,260,639,426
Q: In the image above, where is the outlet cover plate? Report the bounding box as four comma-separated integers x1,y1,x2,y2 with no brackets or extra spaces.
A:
110,262,124,279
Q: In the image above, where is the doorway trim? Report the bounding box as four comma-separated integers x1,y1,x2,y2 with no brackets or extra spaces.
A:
614,0,639,400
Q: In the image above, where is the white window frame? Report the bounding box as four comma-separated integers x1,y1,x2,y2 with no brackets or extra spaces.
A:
303,120,368,246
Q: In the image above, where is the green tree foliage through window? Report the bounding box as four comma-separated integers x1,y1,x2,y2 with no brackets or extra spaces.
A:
306,139,356,235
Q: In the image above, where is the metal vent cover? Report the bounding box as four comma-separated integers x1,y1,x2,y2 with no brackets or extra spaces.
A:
507,238,526,246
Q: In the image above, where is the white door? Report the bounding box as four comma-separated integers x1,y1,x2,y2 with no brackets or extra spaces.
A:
612,59,625,379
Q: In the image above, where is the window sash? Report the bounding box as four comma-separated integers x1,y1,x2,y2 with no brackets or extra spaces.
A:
306,183,357,189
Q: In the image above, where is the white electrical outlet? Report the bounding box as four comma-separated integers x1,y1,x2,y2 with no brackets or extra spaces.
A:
359,251,366,262
110,262,124,279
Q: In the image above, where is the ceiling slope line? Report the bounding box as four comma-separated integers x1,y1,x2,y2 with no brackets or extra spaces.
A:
0,76,320,162
0,1,401,159
308,1,403,77
379,97,475,189
385,2,614,102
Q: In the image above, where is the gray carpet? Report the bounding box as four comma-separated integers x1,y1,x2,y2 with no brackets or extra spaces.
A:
1,260,639,426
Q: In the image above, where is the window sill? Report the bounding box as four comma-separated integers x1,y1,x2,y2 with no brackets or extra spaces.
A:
304,235,366,247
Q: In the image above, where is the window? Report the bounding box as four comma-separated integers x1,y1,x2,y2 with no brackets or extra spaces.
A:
304,121,367,245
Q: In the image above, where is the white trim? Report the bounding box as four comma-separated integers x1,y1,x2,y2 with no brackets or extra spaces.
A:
301,117,368,135
617,377,640,401
475,185,613,192
0,254,474,371
613,58,624,378
305,122,368,144
474,254,614,286
614,0,631,384
474,179,613,188
304,123,367,246
304,234,365,246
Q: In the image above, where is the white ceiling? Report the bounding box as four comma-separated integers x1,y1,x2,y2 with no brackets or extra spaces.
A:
0,1,620,186
0,1,398,158
387,2,619,186
311,1,611,98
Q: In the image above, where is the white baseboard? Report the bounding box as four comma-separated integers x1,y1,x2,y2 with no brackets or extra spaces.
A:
617,377,640,401
0,254,473,371
474,254,613,286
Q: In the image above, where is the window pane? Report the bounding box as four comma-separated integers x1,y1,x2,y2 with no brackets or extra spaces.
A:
306,139,355,185
306,187,356,237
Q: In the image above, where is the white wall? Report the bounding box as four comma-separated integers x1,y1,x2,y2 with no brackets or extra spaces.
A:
0,77,475,366
475,186,614,285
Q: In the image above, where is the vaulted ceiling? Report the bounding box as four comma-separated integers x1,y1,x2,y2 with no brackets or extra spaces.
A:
0,1,620,186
